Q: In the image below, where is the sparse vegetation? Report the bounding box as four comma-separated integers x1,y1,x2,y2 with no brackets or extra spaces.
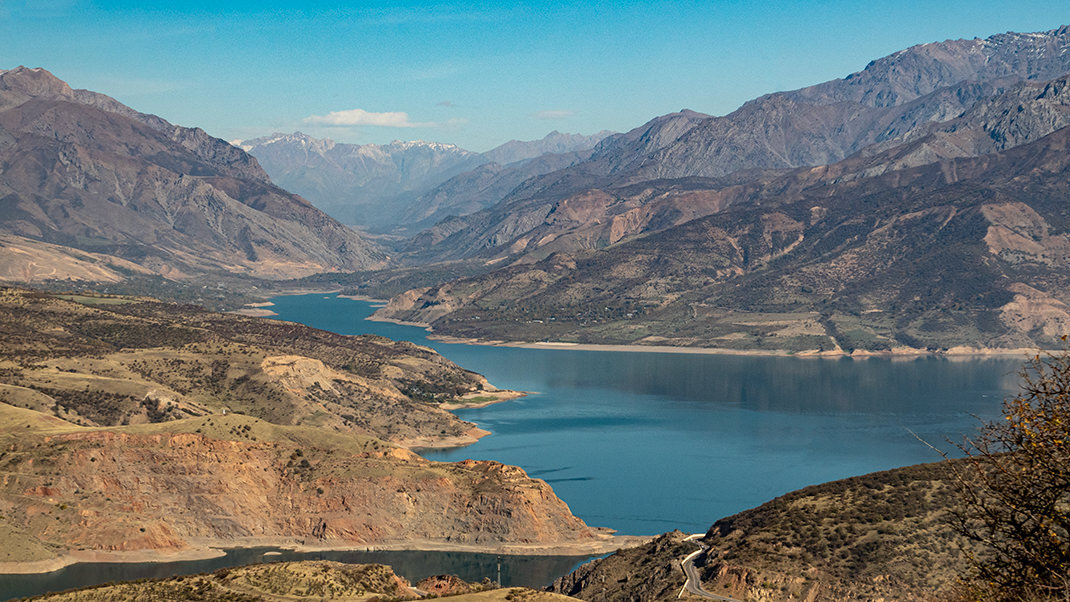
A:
949,348,1070,600
0,287,495,445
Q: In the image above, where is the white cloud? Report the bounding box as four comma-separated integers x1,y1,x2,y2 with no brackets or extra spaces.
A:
303,108,433,128
532,110,576,120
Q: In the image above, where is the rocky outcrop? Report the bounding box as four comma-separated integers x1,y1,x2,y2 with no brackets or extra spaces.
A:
550,531,693,600
0,407,610,560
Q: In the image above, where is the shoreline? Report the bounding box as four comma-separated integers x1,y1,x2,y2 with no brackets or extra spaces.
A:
439,389,529,411
265,292,1042,359
0,534,647,575
428,335,1042,360
245,292,1051,360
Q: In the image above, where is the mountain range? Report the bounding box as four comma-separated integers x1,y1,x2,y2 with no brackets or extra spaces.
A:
236,129,613,234
360,25,1070,353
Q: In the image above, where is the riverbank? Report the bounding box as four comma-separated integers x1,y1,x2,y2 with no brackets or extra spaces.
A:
0,533,646,575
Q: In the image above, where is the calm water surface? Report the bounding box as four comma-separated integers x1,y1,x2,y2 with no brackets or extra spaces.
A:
268,294,1019,536
0,548,590,601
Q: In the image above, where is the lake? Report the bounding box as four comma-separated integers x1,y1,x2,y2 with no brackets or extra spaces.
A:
2,292,1023,600
267,293,1020,536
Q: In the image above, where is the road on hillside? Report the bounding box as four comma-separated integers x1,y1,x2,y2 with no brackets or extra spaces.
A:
678,534,742,602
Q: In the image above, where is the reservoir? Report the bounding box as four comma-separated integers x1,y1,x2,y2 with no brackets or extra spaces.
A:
2,292,1021,599
267,293,1018,536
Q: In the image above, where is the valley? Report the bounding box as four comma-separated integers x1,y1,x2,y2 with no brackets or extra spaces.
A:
2,13,1069,601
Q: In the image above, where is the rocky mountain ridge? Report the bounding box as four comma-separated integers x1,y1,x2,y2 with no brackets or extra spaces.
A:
355,26,1070,353
0,67,383,283
406,26,1070,266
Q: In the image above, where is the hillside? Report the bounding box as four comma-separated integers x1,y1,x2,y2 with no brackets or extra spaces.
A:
0,67,384,283
0,287,510,448
552,461,973,601
0,403,615,567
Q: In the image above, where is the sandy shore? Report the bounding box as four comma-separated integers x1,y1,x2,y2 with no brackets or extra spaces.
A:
261,291,1041,359
439,389,529,410
397,426,492,449
0,533,647,575
338,294,389,303
366,314,435,330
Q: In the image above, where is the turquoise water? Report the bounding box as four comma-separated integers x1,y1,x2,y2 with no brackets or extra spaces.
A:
267,294,1019,536
0,548,591,601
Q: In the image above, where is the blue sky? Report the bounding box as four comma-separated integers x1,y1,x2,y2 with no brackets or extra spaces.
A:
1,1,1066,151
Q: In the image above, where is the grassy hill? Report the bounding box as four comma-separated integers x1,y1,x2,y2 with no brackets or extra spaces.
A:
553,461,978,601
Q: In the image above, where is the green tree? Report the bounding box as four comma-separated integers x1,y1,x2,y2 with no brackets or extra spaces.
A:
951,348,1070,600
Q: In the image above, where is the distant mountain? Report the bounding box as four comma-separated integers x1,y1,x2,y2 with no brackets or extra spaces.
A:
400,145,611,236
480,129,614,166
235,132,486,231
0,67,384,283
236,129,615,233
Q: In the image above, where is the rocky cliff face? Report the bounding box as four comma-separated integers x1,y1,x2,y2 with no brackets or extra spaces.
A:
0,67,384,282
0,407,606,560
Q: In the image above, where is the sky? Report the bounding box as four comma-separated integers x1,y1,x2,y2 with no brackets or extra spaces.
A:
0,1,1066,152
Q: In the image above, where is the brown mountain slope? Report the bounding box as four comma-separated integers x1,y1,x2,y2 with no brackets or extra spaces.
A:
551,462,970,601
373,124,1070,353
0,67,384,282
403,27,1070,266
0,403,616,566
